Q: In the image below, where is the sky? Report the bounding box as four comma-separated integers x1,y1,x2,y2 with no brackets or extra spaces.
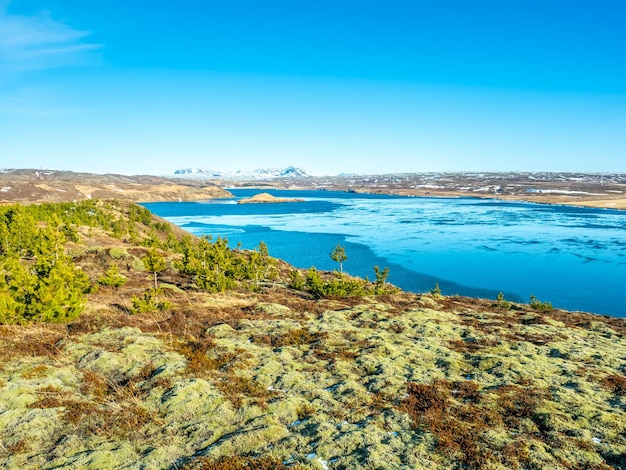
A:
1,0,625,176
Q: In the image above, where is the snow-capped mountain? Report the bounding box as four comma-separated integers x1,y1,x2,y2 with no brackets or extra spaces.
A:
173,168,223,178
173,166,310,180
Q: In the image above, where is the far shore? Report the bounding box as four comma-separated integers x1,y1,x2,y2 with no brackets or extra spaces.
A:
229,185,626,210
362,189,626,210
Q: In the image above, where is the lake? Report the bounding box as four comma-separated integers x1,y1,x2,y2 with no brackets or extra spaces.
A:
143,189,626,317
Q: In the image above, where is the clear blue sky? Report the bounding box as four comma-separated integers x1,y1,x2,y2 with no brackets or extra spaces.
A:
1,0,625,175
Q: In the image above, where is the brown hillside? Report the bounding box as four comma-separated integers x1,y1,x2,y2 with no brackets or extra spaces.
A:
0,169,231,203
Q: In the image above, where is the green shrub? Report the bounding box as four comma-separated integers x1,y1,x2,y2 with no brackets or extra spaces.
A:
98,265,127,287
373,265,397,294
131,288,171,313
305,268,367,298
288,269,306,290
196,268,236,293
496,292,512,310
529,295,553,311
0,256,91,324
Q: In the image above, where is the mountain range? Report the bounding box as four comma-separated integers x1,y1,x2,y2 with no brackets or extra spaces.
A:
173,166,310,180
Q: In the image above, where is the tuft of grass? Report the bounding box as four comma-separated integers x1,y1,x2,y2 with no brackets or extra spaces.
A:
21,364,49,380
295,402,317,420
6,440,29,454
215,375,277,409
79,370,109,398
602,373,626,396
30,381,159,439
494,382,549,427
0,326,66,359
255,328,328,348
173,339,236,375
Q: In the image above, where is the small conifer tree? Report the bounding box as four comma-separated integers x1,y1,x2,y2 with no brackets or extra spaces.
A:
143,247,166,292
330,244,347,274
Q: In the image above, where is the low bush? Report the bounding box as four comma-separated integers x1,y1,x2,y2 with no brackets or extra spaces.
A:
495,292,512,310
98,264,127,287
131,288,171,313
529,294,553,311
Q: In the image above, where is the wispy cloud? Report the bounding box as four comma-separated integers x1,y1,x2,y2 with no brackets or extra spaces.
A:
0,1,101,74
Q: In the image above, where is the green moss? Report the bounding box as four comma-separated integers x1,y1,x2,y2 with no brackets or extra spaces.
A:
0,383,39,410
132,256,146,271
1,283,625,469
108,247,128,259
156,379,228,422
205,323,237,339
204,424,290,458
160,282,184,293
0,408,60,452
63,327,186,381
62,442,139,469
255,302,292,315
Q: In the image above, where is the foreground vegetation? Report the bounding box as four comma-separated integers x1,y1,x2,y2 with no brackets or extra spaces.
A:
0,200,625,469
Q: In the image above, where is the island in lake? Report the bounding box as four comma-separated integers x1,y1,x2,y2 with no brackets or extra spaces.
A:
237,192,305,204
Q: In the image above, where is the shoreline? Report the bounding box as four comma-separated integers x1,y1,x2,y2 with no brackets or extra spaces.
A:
227,185,626,210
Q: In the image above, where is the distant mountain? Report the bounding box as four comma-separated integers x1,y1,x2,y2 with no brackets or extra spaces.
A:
173,168,223,178
173,166,311,180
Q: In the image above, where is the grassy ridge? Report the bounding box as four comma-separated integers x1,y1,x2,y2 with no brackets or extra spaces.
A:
0,200,625,469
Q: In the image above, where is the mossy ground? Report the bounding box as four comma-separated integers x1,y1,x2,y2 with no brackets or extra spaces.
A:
1,289,625,469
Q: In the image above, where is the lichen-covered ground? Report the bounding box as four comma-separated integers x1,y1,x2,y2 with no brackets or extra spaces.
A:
1,289,625,469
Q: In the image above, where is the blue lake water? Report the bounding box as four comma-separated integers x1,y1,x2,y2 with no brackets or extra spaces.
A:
143,189,626,317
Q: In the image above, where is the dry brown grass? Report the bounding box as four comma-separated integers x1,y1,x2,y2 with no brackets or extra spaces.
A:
173,339,235,374
0,324,67,360
6,439,29,454
20,364,49,380
254,328,328,348
448,338,499,354
29,368,162,439
215,374,278,409
180,456,303,470
398,379,556,468
169,337,276,408
602,373,626,396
